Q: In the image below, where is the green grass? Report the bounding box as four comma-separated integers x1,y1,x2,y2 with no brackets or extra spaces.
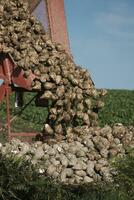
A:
0,92,48,142
0,90,134,199
1,149,134,200
0,89,134,142
99,89,134,127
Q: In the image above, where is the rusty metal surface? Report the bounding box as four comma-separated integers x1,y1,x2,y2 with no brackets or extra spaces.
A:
0,84,6,102
28,0,41,13
46,0,70,53
12,67,36,90
0,54,13,102
0,54,14,83
29,0,70,53
0,53,39,141
0,54,34,92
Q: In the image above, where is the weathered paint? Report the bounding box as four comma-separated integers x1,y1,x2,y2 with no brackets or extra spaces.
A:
31,0,70,53
46,0,70,53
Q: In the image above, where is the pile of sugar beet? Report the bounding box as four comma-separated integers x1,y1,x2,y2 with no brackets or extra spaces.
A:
0,0,107,140
0,0,134,185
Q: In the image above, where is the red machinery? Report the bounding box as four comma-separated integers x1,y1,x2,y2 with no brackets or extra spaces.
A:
0,0,70,141
31,0,70,53
0,53,40,141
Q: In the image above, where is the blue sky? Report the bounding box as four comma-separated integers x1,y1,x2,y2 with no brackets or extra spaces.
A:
0,0,133,90
64,0,134,89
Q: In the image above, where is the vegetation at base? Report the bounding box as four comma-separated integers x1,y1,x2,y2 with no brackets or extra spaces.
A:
0,89,134,142
0,92,48,132
0,149,134,200
0,89,134,128
0,153,58,200
112,148,134,200
0,90,134,199
99,89,134,127
0,92,48,142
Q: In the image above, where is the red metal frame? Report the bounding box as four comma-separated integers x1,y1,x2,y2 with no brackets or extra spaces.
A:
0,0,71,141
46,0,70,53
32,0,70,53
0,53,39,141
